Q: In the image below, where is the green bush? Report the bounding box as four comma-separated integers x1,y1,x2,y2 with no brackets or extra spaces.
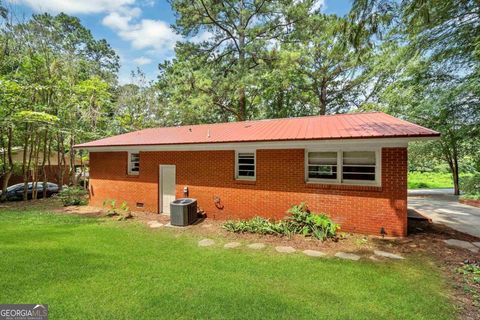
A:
57,187,89,206
223,203,339,241
461,174,480,195
286,203,340,240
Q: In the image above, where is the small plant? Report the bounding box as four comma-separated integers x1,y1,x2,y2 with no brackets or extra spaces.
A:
223,203,339,241
102,199,132,220
57,186,88,206
457,261,480,285
461,193,480,200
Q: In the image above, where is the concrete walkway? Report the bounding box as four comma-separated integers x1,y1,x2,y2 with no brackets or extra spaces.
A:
408,189,480,238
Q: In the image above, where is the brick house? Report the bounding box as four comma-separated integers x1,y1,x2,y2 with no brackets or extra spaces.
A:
75,112,439,236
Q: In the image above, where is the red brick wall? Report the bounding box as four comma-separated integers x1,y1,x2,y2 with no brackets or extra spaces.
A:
89,148,407,236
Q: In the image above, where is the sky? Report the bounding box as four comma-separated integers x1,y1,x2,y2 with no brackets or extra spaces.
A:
6,0,352,84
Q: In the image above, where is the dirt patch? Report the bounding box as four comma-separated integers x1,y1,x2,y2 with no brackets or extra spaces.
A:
460,198,480,208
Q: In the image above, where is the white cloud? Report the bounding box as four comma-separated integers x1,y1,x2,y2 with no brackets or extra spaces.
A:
311,0,326,12
9,0,135,14
133,56,152,65
190,31,214,44
102,11,180,54
102,12,132,30
292,0,326,13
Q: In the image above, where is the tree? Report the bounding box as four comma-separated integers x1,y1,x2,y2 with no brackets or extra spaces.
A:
281,14,374,115
169,0,310,121
352,0,480,194
0,77,22,201
0,10,119,197
113,69,166,132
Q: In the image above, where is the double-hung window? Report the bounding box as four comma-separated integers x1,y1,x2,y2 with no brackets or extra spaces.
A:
128,152,140,175
236,151,255,180
306,150,380,185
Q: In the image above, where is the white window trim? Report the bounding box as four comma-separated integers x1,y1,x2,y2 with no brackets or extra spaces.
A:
235,150,256,181
305,148,381,187
127,151,140,176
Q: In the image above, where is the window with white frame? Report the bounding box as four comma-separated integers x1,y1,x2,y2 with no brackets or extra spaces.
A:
307,152,338,180
128,152,140,175
236,152,255,179
306,150,379,185
342,151,376,181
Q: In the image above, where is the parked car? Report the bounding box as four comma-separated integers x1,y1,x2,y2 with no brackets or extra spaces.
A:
0,182,59,201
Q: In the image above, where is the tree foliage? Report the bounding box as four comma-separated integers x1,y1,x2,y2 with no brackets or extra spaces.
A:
0,0,478,199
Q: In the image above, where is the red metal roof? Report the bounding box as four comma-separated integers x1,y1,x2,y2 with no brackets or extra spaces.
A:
75,112,440,148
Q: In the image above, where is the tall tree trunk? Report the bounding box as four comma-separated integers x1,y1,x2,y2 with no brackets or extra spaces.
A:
32,133,41,200
21,125,31,201
57,132,65,191
0,127,14,202
238,88,246,121
319,78,327,115
41,129,48,199
443,140,460,196
69,135,76,186
237,0,247,121
452,141,460,196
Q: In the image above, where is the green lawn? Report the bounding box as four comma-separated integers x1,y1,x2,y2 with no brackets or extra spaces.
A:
0,208,455,319
408,171,455,189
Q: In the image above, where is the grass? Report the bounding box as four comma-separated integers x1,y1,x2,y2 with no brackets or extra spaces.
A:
408,171,456,189
0,208,456,319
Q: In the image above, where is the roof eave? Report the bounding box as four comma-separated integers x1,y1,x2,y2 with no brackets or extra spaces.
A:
73,133,440,150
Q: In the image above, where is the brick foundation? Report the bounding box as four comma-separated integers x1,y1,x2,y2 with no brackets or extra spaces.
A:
89,147,407,236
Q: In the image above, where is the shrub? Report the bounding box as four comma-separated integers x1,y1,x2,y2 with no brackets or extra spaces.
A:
223,203,339,241
461,174,480,195
102,199,132,220
286,203,340,240
57,186,88,206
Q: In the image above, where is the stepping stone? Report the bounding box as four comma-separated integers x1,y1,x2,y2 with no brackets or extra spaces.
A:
247,243,266,250
224,242,241,249
473,242,480,248
374,250,405,260
335,252,361,261
303,250,326,257
275,246,296,253
165,223,190,229
198,239,215,247
149,222,163,228
443,239,479,253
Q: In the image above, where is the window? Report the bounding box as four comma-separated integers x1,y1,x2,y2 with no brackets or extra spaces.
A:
306,150,380,185
342,151,376,181
236,151,255,180
128,152,140,175
307,152,337,180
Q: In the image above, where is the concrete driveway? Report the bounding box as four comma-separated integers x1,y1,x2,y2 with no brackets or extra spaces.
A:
408,189,480,238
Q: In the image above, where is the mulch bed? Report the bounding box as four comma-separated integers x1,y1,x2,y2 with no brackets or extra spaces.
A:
460,198,480,208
